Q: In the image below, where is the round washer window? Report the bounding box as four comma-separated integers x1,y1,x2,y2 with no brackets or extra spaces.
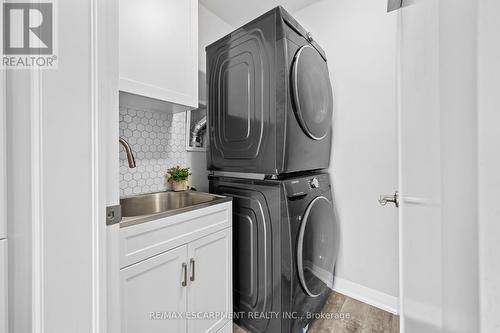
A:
291,45,333,141
297,196,338,297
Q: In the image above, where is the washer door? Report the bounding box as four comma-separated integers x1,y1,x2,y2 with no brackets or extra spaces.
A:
291,45,334,140
297,196,337,297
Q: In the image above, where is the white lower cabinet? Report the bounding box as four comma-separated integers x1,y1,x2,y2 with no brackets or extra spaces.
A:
187,229,232,333
119,202,232,333
121,245,188,333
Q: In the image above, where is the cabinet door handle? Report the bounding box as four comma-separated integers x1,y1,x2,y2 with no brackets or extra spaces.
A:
190,258,195,282
181,263,187,287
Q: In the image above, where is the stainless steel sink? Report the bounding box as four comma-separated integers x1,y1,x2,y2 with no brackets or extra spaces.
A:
119,191,230,227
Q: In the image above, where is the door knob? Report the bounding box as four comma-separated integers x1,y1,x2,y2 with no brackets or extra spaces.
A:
379,191,399,208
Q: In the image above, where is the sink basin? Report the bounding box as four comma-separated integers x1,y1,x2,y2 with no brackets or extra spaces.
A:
120,191,229,227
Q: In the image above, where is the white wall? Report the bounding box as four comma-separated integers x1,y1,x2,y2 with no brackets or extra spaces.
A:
293,0,399,306
197,4,233,82
187,3,233,192
477,1,500,331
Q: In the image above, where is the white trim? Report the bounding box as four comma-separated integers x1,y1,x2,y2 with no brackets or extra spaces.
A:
119,78,197,108
188,0,198,108
0,0,5,237
396,7,405,332
0,47,6,240
332,276,399,315
31,69,44,333
97,0,119,331
118,91,191,114
0,240,8,333
90,0,101,331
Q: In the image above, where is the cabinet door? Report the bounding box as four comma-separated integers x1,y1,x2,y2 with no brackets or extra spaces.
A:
119,0,198,107
187,228,232,333
121,245,188,333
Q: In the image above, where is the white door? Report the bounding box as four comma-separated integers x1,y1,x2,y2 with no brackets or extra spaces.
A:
187,228,232,333
398,0,480,332
5,0,118,331
121,245,188,333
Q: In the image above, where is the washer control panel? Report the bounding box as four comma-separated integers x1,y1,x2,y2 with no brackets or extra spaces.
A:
284,174,329,198
309,177,319,189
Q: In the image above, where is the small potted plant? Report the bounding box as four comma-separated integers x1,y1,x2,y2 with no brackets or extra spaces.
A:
166,165,191,191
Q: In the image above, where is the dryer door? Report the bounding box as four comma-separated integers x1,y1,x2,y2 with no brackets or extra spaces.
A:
297,195,338,297
291,45,333,140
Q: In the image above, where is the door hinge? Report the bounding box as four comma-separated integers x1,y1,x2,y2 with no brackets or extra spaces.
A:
387,0,403,12
106,205,122,225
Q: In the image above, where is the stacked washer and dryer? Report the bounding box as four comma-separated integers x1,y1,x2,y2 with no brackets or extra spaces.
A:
206,7,339,333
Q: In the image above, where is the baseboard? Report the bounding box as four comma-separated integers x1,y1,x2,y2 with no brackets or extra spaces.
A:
332,276,399,315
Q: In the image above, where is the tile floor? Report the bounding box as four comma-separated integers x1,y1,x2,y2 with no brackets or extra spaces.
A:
233,292,399,333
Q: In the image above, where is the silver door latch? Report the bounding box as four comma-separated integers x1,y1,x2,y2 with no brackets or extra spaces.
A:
106,205,122,225
379,191,399,208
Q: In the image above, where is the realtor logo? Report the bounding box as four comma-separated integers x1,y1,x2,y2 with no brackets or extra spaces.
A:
2,1,58,68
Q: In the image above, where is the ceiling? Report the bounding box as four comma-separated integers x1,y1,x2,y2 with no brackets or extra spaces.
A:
199,0,321,27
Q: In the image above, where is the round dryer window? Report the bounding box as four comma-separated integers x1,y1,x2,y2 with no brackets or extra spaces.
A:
297,196,338,297
291,45,334,140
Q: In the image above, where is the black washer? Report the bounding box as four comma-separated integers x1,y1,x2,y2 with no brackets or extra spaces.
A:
209,172,339,333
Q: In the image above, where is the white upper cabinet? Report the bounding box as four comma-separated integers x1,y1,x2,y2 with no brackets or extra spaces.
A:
119,0,198,108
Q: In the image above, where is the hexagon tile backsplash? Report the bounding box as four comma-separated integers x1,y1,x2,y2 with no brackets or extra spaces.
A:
119,106,187,196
